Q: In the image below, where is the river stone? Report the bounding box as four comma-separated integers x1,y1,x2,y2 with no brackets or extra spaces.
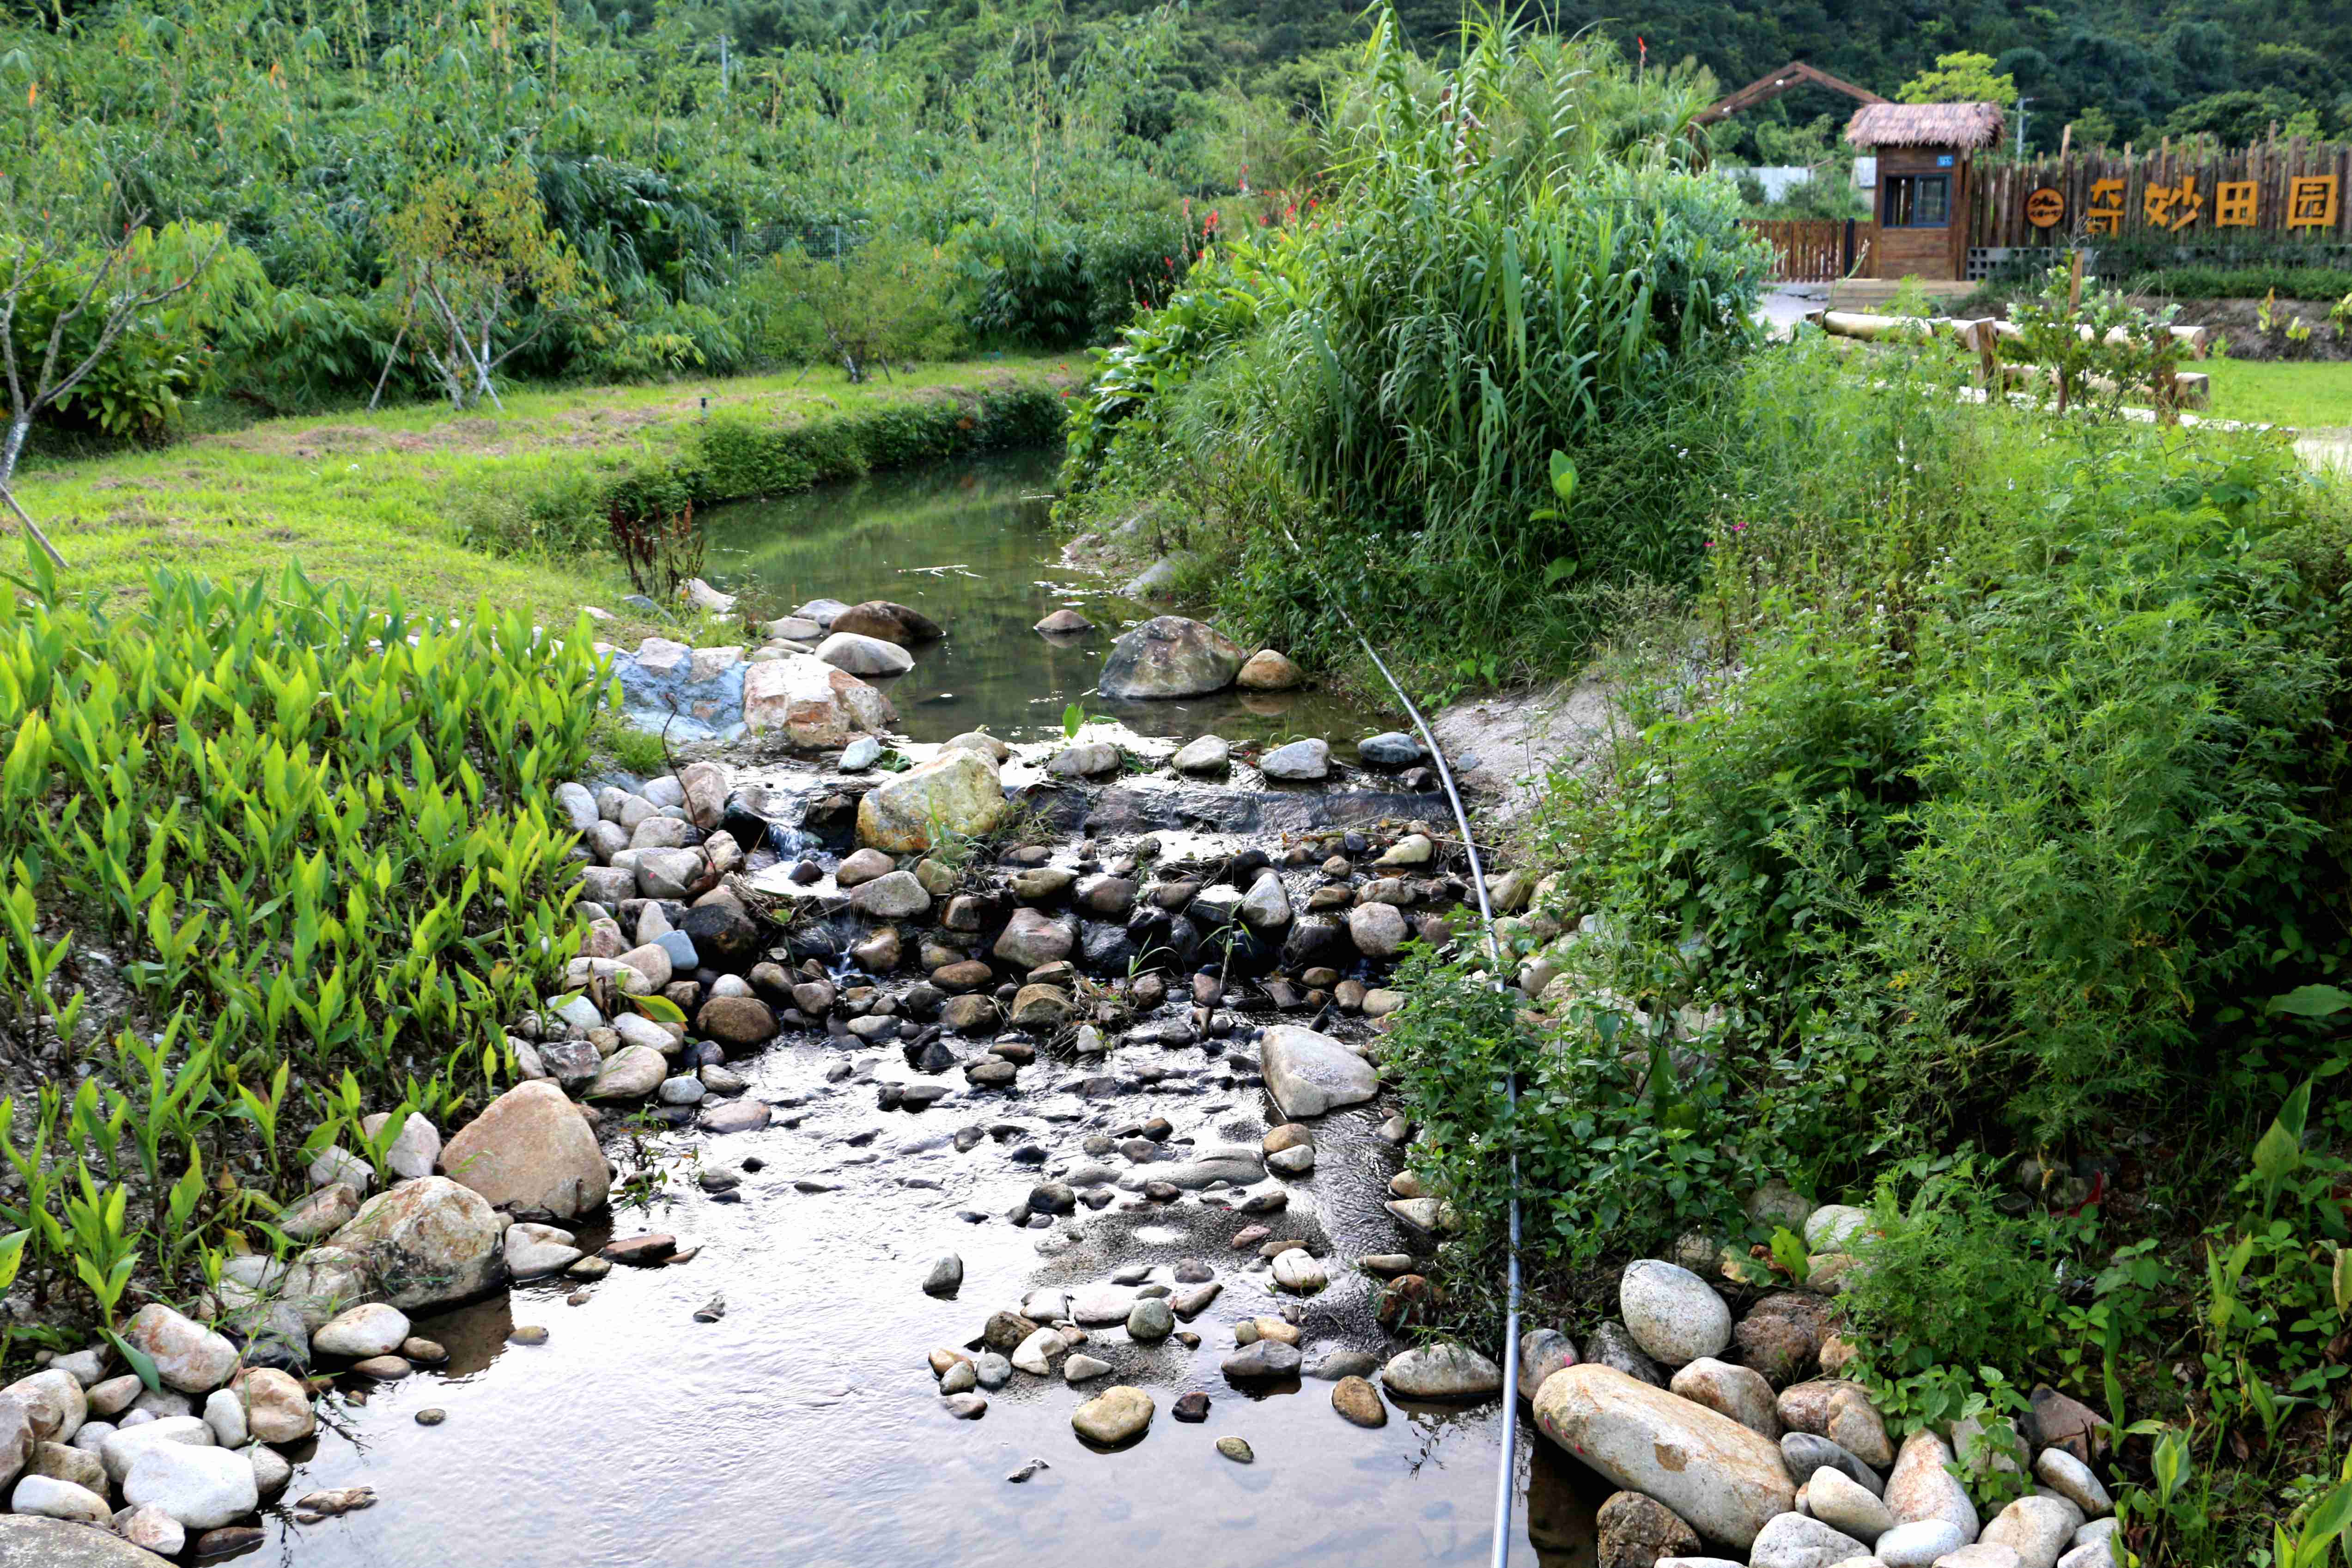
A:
0,1513,177,1566
857,749,1010,852
851,870,930,919
358,1111,442,1181
121,1307,237,1397
1172,735,1229,772
814,631,915,676
1532,1365,1796,1550
1271,1250,1329,1294
1234,648,1301,691
1981,1495,2082,1568
1126,1298,1174,1341
1875,1519,1970,1567
0,1372,83,1445
200,1389,246,1450
922,1256,964,1297
1259,738,1330,780
1143,1149,1265,1191
28,1441,103,1491
993,908,1075,969
1048,741,1122,778
1883,1430,1978,1540
834,847,893,886
1383,1343,1502,1400
1584,1321,1666,1387
1221,1342,1301,1381
122,1441,258,1531
1598,1490,1703,1568
326,1176,504,1311
1620,1259,1732,1367
440,1081,612,1221
1802,1203,1872,1252
2056,1541,2115,1568
1071,1386,1153,1445
1748,1512,1871,1568
2032,1448,2110,1517
701,996,781,1046
11,1474,110,1525
280,1183,362,1242
1098,616,1243,699
590,1044,669,1099
1808,1465,1896,1541
1357,732,1426,766
1671,1357,1782,1439
1011,1329,1068,1376
1783,1433,1883,1497
1035,608,1094,634
742,654,896,748
1348,900,1409,958
1517,1329,1579,1405
1259,1025,1379,1119
230,1369,314,1446
97,1420,210,1486
1937,1549,2025,1568
504,1222,583,1279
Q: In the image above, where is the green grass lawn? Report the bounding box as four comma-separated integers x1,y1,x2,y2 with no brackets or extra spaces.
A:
9,354,1078,636
2201,358,2352,433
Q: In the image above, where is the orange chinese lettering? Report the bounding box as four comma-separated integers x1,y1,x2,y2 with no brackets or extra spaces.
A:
2143,174,2202,231
2214,180,2258,227
2286,176,2339,231
2086,177,2127,236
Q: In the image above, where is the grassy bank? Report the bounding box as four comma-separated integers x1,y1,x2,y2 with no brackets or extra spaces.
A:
13,357,1076,636
2203,358,2352,433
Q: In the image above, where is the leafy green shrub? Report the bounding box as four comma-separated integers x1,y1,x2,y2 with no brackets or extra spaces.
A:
1842,1160,2063,1432
2132,267,2352,303
753,233,975,376
1380,949,1764,1273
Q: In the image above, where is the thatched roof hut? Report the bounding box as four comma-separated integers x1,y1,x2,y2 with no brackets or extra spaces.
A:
1843,102,2006,151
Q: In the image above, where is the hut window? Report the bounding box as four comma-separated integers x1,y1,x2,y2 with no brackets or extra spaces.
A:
1883,174,1951,227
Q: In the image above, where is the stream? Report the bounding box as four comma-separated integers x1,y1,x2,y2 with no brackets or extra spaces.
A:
245,450,1608,1568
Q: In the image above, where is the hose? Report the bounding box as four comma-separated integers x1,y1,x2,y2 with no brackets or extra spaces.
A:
1270,522,1526,1568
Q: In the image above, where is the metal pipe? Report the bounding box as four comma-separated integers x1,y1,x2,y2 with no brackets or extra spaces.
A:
1272,522,1525,1566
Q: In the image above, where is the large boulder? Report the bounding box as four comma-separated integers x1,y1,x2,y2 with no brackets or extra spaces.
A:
438,1081,612,1222
0,1372,83,1445
857,750,1010,853
120,1307,237,1397
1533,1364,1795,1550
1259,1025,1379,1118
0,1514,173,1567
1097,617,1245,700
121,1442,257,1532
327,1176,504,1310
742,653,897,748
1620,1259,1732,1367
814,632,914,676
1883,1429,1979,1542
830,600,944,645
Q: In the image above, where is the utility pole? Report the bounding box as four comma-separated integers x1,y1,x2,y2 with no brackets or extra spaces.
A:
2014,97,2032,157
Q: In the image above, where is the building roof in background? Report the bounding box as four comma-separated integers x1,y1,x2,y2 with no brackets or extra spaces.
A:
1844,102,2005,150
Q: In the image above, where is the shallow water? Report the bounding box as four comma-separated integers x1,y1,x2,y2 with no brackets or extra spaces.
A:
261,989,1603,1568
699,449,1385,748
246,460,1598,1568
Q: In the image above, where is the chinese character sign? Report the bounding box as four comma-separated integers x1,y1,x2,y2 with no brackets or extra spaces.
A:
2215,180,2258,227
2143,174,2202,231
2287,176,2340,231
2086,178,2126,235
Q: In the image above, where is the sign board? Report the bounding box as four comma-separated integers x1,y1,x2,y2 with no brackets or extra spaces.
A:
2024,187,2066,228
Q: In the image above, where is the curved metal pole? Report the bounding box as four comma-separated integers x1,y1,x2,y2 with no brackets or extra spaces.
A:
1274,521,1524,1568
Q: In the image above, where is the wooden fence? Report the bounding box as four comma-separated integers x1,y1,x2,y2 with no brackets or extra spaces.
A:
1741,219,1855,282
1970,140,2352,251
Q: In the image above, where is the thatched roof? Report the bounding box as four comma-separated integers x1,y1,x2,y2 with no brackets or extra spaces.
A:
1844,101,2005,150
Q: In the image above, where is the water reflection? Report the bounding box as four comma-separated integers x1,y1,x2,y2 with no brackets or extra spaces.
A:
699,450,1382,747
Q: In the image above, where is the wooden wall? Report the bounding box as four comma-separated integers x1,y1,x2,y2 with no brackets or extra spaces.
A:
1971,141,2352,249
1867,147,1972,280
1741,219,1851,281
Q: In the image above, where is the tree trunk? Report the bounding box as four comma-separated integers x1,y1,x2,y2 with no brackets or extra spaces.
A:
0,413,69,568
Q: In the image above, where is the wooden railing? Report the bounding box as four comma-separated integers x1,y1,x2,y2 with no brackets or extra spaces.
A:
1742,219,1855,282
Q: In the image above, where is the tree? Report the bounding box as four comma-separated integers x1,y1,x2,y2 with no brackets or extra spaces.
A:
1898,51,2020,106
2071,105,2119,150
380,161,596,412
1,135,227,566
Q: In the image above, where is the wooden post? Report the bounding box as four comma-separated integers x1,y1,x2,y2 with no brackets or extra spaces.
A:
2068,249,2084,307
2059,122,2072,161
